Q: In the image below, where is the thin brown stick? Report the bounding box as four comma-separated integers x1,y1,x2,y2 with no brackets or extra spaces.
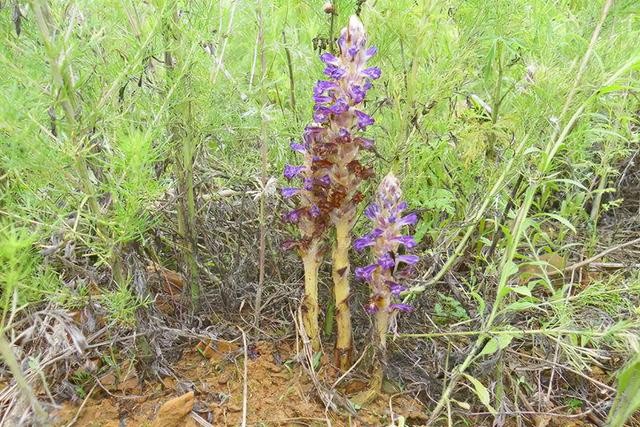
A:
239,327,249,427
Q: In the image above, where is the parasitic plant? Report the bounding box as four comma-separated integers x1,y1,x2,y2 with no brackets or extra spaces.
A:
317,15,380,369
283,15,380,366
354,172,418,400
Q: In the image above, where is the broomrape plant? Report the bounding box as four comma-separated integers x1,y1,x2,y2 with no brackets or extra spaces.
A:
283,15,380,368
353,172,418,400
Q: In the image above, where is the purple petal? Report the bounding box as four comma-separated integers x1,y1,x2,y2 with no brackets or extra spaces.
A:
330,98,349,114
281,187,300,198
290,142,306,153
378,253,395,270
355,137,374,150
362,67,381,80
303,178,313,191
283,165,304,180
314,80,337,94
320,52,339,66
338,128,350,139
363,81,373,91
350,85,365,104
282,209,301,223
355,110,375,129
399,213,418,227
313,94,333,104
365,302,378,314
393,235,417,248
313,106,331,123
397,254,419,265
324,65,346,80
387,282,407,296
365,46,377,59
309,205,320,218
348,46,358,59
390,303,414,312
355,264,377,282
318,175,331,186
364,203,380,220
354,235,376,251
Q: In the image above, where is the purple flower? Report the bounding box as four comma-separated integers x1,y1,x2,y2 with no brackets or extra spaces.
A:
365,302,378,314
364,203,380,220
396,254,419,265
303,178,313,191
355,137,374,150
354,235,376,251
388,282,406,296
324,65,346,80
390,303,414,312
362,67,381,80
284,165,304,180
365,46,378,59
309,205,320,218
393,235,417,248
313,94,333,104
350,85,365,104
281,187,300,198
338,128,350,139
330,98,349,114
348,46,359,59
355,110,375,129
314,80,337,96
398,213,418,227
355,264,377,282
378,253,395,270
313,106,332,123
320,52,339,66
290,142,306,153
283,209,301,223
318,175,331,186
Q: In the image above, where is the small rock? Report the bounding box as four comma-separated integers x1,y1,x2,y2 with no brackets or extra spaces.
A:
151,391,195,427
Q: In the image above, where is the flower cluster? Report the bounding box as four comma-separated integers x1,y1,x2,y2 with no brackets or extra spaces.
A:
282,15,381,234
354,172,419,314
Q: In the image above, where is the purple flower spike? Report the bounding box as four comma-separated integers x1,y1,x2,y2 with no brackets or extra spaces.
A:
313,106,332,123
362,67,381,80
281,187,300,198
355,264,378,282
397,254,419,265
284,165,304,180
378,253,395,270
390,303,414,312
355,110,375,129
290,142,306,153
320,52,339,66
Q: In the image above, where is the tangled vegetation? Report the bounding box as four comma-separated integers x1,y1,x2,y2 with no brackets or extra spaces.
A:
1,0,640,425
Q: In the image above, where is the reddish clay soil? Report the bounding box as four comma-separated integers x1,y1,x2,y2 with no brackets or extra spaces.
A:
52,340,427,426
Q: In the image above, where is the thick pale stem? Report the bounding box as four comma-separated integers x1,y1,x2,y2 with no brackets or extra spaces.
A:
333,218,353,369
301,244,321,351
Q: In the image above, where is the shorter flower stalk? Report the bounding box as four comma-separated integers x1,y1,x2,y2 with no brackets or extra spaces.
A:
354,172,419,401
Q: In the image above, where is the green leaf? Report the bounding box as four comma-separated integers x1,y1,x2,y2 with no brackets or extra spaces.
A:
477,334,515,358
607,355,640,427
540,213,577,234
464,374,496,415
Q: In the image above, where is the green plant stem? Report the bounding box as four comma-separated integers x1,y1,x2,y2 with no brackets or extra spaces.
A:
301,243,321,351
162,3,200,311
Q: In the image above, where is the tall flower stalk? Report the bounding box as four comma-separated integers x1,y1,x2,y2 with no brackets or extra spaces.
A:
283,15,380,366
354,172,418,400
